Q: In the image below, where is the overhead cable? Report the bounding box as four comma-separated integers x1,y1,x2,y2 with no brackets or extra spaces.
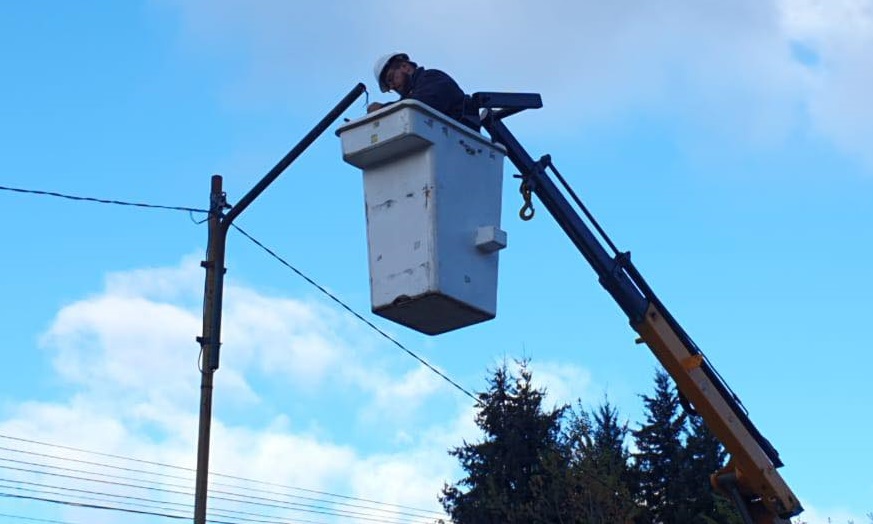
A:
0,447,439,521
0,467,423,524
231,224,480,405
0,512,81,524
0,185,207,214
0,435,444,518
0,492,190,521
0,184,479,404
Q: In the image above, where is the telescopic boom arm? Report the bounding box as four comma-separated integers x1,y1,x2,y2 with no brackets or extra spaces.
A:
471,92,802,524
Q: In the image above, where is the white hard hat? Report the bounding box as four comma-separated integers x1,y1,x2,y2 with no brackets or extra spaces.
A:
374,52,408,92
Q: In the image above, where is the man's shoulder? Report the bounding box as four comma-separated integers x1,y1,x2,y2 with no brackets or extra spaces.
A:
413,67,456,84
415,67,456,83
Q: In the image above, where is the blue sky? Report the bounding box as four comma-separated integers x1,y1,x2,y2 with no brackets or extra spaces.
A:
1,1,871,523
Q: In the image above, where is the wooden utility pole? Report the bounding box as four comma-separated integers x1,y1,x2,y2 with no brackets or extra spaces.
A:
193,83,366,524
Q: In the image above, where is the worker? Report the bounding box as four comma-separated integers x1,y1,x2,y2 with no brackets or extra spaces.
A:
367,52,480,131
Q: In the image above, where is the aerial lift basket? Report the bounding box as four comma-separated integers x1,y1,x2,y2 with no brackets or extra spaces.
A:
337,100,507,335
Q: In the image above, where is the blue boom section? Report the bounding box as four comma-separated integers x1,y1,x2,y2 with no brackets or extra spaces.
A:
473,92,782,468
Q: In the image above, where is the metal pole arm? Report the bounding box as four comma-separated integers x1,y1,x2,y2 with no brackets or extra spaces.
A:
210,82,366,369
223,82,366,227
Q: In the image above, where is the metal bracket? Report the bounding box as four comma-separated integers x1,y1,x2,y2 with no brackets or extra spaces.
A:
471,92,543,122
475,226,508,253
682,354,705,371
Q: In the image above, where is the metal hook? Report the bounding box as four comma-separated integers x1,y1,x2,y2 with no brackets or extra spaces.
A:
518,178,535,221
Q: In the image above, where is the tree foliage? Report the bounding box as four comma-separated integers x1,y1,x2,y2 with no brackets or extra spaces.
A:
565,399,638,523
440,360,568,523
632,370,689,523
442,364,744,524
682,414,743,524
631,370,742,524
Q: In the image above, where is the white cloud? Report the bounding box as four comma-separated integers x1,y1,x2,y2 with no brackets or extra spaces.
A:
39,257,254,412
103,253,203,301
41,295,206,401
221,285,349,390
2,256,470,521
159,0,873,171
35,254,458,411
383,1,801,128
350,451,449,520
208,422,358,489
779,0,873,168
346,407,481,521
528,360,596,408
780,0,873,46
354,365,445,426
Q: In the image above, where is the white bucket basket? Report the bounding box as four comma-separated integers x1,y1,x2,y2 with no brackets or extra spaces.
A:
337,100,507,335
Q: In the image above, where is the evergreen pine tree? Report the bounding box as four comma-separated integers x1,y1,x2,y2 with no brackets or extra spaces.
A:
681,414,743,523
565,399,639,523
440,361,569,524
632,370,688,523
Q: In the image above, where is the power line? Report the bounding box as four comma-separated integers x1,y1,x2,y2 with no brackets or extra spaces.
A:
0,463,188,500
232,224,481,405
0,474,415,524
2,183,479,404
0,435,447,521
2,477,348,524
0,434,192,479
0,185,208,214
0,183,480,404
0,479,423,524
0,455,191,493
3,432,622,523
0,512,81,524
0,445,443,521
0,492,191,522
208,487,421,524
0,465,424,524
0,480,190,518
0,444,193,485
0,184,472,512
211,473,446,521
0,481,336,524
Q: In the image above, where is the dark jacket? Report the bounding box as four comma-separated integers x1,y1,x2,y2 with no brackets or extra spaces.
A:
401,67,479,131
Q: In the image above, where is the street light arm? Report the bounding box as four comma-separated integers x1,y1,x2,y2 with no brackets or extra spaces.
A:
193,81,366,524
223,82,367,227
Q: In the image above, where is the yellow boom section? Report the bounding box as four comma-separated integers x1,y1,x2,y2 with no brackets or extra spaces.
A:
634,303,802,523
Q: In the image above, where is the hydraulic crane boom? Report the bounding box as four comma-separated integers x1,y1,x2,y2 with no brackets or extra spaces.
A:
472,92,802,523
